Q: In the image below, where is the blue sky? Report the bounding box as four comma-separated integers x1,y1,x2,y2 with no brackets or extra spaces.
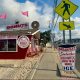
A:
16,0,54,6
16,0,27,3
70,0,80,18
16,0,80,18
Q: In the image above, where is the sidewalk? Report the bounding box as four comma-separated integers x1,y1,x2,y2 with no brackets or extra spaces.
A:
27,47,60,80
0,50,44,79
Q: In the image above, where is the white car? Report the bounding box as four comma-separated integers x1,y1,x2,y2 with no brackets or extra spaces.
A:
46,43,52,48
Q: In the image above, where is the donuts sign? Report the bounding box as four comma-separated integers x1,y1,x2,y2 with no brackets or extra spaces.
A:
17,35,30,48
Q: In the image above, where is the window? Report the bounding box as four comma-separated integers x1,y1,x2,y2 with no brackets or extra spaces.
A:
0,40,7,51
8,39,16,51
0,39,17,52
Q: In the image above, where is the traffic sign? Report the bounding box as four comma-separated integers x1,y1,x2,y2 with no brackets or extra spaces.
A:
55,0,78,20
59,21,74,30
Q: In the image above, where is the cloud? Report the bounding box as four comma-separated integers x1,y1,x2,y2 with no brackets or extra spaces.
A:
0,0,21,26
0,0,53,31
3,0,20,14
71,17,80,28
52,16,80,41
54,29,80,41
1,0,80,40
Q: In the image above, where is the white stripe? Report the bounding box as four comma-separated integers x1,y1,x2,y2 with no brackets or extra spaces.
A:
32,30,40,35
30,52,44,80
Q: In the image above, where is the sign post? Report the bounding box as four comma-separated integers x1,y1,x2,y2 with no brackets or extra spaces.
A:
69,18,72,43
55,0,78,44
63,19,65,44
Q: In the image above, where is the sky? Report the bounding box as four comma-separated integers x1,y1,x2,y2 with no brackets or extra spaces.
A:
0,0,80,40
0,0,54,31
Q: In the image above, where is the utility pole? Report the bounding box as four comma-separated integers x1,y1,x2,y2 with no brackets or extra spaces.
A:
69,18,71,44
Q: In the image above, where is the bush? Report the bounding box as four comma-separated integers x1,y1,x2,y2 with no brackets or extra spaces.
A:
76,49,80,53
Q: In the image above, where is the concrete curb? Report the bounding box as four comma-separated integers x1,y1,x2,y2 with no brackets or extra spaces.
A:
73,69,80,78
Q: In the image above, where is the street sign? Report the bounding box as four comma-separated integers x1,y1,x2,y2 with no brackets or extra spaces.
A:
59,21,74,30
55,0,78,20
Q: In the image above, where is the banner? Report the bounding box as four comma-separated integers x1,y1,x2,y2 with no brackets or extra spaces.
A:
0,13,6,19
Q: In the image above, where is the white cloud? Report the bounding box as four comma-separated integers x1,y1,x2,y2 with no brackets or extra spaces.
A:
54,29,80,41
43,4,53,14
0,0,53,31
71,17,80,28
2,0,20,14
53,16,80,41
71,17,80,22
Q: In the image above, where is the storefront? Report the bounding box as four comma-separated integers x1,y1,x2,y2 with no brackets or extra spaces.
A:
0,29,40,59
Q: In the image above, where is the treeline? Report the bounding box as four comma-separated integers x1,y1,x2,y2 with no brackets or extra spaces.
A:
40,30,51,46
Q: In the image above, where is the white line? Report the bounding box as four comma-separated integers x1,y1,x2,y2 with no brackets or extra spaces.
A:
30,62,39,80
32,30,40,35
30,52,44,80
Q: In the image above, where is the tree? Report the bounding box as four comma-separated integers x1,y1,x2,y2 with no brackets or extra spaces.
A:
40,30,51,46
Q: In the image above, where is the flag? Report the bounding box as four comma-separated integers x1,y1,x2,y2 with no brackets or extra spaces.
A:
21,11,28,17
0,13,7,19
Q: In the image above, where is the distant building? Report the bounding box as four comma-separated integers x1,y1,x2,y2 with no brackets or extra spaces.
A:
68,38,80,44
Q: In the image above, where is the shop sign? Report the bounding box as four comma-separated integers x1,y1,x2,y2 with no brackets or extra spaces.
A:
58,47,76,71
17,35,30,48
6,23,29,30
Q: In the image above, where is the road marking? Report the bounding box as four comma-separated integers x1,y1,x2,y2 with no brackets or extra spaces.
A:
30,52,44,80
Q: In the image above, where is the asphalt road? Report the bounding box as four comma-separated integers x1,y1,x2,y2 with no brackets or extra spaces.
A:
27,48,60,80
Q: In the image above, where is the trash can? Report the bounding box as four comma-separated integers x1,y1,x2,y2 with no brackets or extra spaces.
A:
58,44,76,71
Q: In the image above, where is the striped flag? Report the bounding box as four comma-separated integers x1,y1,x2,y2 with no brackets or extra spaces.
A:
21,11,28,17
0,13,7,19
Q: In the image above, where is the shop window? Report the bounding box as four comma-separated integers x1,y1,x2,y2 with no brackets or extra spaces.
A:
0,39,17,52
8,39,16,51
0,40,7,51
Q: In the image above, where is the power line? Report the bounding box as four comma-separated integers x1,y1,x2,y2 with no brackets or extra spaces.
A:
52,0,59,31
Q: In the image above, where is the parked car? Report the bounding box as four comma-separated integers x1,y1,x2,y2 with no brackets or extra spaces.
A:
46,43,52,48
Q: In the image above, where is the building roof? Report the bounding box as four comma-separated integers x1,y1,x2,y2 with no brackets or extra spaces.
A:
0,29,40,39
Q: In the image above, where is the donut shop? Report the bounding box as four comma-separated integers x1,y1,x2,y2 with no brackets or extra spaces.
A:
0,22,40,59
